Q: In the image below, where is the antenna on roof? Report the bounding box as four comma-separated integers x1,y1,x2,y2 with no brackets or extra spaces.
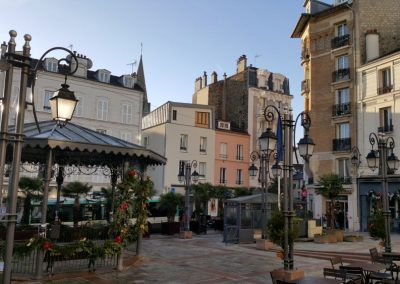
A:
68,44,73,51
127,60,137,74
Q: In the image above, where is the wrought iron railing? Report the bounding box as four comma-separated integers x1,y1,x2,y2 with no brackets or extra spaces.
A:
332,138,351,152
340,176,352,184
332,68,350,82
378,85,393,95
332,102,351,117
331,34,350,49
378,124,393,133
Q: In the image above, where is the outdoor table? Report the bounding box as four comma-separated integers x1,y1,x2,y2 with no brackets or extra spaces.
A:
344,262,388,283
295,276,343,283
383,252,400,261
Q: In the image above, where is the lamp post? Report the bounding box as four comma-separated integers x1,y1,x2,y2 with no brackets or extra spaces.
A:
255,105,314,272
0,30,78,284
366,133,399,253
177,160,199,233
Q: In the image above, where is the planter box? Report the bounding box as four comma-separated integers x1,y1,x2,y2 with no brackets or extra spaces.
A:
256,239,273,250
330,229,344,242
179,231,192,239
314,234,337,243
344,235,363,242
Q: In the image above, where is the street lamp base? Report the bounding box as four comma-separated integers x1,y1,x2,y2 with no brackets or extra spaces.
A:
179,230,193,239
256,239,273,250
272,268,304,282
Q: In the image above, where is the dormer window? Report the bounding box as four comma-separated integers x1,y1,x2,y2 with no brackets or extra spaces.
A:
123,76,133,88
97,70,110,83
45,58,58,72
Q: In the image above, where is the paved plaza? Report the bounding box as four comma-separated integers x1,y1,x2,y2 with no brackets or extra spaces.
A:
10,231,400,284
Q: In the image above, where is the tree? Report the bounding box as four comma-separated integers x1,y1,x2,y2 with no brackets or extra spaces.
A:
209,185,233,218
315,174,344,229
62,181,92,227
233,187,252,197
159,192,184,223
19,176,43,224
192,183,212,215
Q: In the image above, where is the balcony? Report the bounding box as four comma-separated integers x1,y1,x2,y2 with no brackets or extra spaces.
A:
331,34,350,49
220,154,228,159
332,102,351,117
332,138,351,152
332,68,350,82
301,79,309,93
378,124,393,133
378,85,393,95
340,176,352,184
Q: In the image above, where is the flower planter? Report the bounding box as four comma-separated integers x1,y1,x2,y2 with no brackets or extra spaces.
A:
330,229,344,242
343,235,363,242
314,233,337,243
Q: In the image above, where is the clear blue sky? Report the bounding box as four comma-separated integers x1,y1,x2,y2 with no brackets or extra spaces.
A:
1,0,313,122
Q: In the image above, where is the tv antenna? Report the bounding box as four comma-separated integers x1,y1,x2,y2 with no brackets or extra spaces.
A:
127,60,137,74
254,54,261,66
68,44,74,51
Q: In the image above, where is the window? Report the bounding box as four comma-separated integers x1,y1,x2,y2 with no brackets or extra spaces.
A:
120,131,132,142
337,123,350,139
199,162,206,179
195,111,209,128
379,68,392,94
220,143,227,159
337,23,348,36
143,136,149,148
43,90,52,111
236,169,243,185
338,159,350,183
379,107,393,132
337,55,349,70
75,96,83,117
333,88,350,116
336,88,349,104
236,144,243,160
200,137,207,153
123,76,133,88
219,168,227,184
180,134,188,151
172,110,177,120
97,99,109,121
96,129,107,134
46,59,58,72
98,71,110,83
121,103,133,124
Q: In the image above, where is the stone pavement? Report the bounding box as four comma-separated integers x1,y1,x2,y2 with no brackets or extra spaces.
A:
10,231,400,284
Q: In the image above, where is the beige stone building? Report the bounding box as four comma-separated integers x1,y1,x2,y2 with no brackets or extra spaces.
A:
292,0,400,231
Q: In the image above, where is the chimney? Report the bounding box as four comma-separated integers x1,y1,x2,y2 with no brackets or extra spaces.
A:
131,72,137,85
211,71,218,84
194,77,203,92
365,29,379,62
70,51,93,78
236,54,247,73
1,41,6,57
202,71,208,87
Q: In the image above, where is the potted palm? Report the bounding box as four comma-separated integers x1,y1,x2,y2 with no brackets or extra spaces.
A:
19,176,43,224
62,181,92,227
159,192,184,235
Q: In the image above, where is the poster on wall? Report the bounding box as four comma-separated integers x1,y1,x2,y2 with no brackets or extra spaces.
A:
208,198,218,217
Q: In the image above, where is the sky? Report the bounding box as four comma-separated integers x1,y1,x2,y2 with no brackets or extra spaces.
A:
0,0,314,126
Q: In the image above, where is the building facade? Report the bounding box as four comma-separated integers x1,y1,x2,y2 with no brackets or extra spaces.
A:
292,0,400,231
142,102,215,196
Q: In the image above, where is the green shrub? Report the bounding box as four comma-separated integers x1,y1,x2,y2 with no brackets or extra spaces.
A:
369,211,386,241
267,211,299,249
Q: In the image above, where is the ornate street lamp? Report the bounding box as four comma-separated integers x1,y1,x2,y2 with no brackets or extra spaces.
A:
49,83,78,127
177,160,199,235
0,30,78,283
366,133,398,252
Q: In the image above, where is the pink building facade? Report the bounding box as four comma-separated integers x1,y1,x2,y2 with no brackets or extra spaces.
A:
214,122,250,188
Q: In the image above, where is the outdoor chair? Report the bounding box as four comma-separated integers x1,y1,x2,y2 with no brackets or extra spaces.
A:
331,256,344,269
270,270,280,284
370,248,386,264
370,248,399,280
323,267,346,280
340,266,365,283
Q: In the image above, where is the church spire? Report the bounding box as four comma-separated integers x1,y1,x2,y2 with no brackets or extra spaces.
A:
136,53,150,115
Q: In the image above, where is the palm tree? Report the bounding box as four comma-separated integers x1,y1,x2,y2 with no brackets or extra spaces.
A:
192,183,211,215
62,181,92,227
159,192,184,223
19,176,43,224
315,173,344,229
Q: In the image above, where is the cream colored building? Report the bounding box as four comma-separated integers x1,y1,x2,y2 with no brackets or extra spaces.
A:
142,102,215,196
0,50,149,195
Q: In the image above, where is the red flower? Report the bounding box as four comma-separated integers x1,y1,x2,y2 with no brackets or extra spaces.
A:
119,202,129,211
43,240,52,251
115,235,122,244
128,170,136,177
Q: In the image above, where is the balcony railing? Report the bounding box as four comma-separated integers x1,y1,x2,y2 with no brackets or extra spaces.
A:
301,79,309,93
332,102,351,117
340,176,352,184
378,124,393,133
332,138,351,152
331,34,350,49
220,154,228,159
332,68,350,82
378,85,393,95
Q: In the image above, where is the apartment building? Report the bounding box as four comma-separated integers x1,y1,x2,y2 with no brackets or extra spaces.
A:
142,102,215,196
292,0,400,231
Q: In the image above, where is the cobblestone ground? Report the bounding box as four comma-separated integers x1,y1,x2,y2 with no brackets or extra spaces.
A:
9,231,400,284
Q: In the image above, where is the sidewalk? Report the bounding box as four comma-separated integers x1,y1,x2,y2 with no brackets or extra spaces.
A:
9,231,400,284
